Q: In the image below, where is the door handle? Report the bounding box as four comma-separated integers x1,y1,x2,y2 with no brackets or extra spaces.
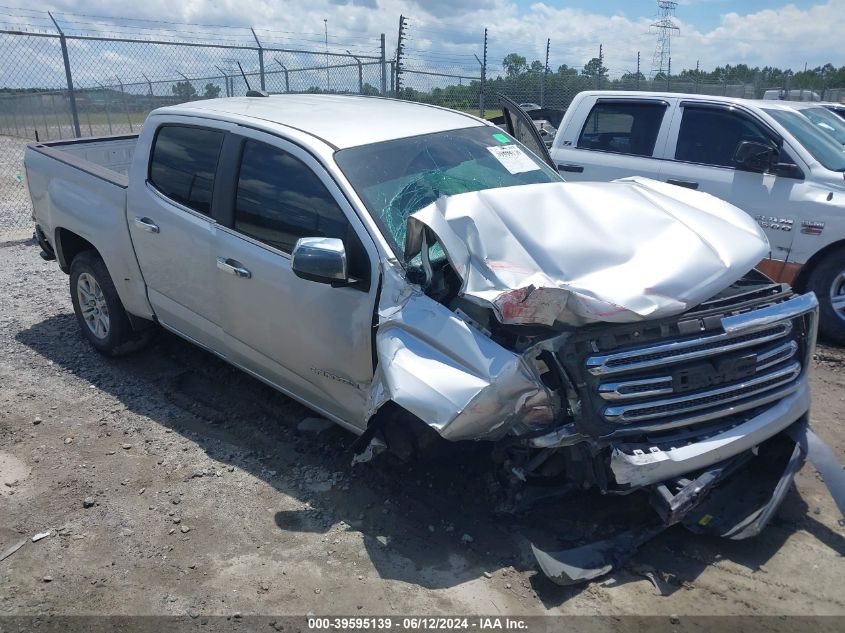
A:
134,217,160,233
216,257,252,279
557,163,585,173
666,179,699,190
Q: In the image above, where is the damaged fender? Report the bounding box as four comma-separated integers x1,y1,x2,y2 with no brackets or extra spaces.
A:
404,178,769,327
365,264,553,441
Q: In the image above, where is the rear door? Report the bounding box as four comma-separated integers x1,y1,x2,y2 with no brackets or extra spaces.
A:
212,128,380,427
498,94,556,169
661,102,799,263
551,96,675,181
128,121,228,350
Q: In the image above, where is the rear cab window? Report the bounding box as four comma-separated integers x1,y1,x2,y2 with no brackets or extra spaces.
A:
577,100,668,156
149,125,225,215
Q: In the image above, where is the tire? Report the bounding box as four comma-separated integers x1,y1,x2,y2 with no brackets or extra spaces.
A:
805,248,845,346
69,250,149,356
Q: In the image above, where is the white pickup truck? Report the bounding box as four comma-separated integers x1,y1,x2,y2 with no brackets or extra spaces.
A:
25,94,826,585
538,91,845,345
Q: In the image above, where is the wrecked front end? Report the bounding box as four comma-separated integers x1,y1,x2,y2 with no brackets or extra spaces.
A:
359,178,835,585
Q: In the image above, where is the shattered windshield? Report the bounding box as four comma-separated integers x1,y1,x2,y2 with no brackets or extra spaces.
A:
335,126,560,259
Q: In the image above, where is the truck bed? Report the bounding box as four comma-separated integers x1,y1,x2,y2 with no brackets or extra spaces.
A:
24,133,153,321
26,134,138,187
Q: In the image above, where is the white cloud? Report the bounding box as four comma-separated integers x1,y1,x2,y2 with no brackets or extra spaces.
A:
1,0,842,89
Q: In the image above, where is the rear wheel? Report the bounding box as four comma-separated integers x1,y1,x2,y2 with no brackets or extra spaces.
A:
69,251,149,356
806,248,845,346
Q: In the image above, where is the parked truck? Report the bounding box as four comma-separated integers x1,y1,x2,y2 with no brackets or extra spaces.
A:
539,91,845,346
26,94,826,585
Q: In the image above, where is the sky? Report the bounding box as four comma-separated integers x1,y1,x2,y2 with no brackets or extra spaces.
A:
0,0,842,83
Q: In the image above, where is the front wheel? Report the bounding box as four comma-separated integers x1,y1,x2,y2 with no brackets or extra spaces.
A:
69,250,148,356
806,248,845,346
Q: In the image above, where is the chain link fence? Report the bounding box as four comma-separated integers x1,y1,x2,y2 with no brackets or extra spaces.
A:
2,18,845,237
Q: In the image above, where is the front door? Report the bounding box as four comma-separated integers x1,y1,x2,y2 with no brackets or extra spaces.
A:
662,103,800,267
128,122,227,350
213,130,379,427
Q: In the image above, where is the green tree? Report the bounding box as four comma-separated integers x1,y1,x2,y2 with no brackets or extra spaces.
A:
502,53,528,78
361,82,380,96
581,57,608,79
557,64,577,76
172,80,197,100
202,83,221,99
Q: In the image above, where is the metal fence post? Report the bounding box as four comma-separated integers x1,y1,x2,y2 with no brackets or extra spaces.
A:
95,81,113,135
115,76,133,133
380,34,387,96
215,66,230,97
273,59,290,92
346,51,363,93
251,28,266,91
48,11,81,138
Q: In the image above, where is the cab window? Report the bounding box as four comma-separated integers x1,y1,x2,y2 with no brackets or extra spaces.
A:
675,106,775,168
149,125,224,215
233,140,349,255
577,101,667,156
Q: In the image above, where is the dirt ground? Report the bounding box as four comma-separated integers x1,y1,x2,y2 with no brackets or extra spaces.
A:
1,176,844,617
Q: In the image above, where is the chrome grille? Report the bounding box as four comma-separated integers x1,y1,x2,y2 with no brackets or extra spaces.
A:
583,293,818,433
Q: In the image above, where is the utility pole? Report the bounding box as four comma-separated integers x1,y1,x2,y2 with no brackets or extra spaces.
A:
395,15,407,97
667,57,671,90
380,33,387,96
324,19,329,92
540,37,550,107
474,28,487,116
636,51,640,89
48,11,81,138
597,43,603,90
695,59,700,93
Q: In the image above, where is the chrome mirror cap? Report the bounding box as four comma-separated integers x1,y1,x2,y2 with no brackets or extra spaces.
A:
291,237,348,284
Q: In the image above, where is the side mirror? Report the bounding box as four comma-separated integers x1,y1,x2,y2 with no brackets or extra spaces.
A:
734,141,778,173
291,237,348,285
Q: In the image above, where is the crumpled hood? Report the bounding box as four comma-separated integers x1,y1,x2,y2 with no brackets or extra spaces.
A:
404,177,770,327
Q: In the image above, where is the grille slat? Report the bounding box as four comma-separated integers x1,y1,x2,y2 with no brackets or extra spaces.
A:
585,322,792,377
598,339,799,402
603,361,801,423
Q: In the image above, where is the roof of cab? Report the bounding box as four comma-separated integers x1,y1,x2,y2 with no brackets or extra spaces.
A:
154,94,487,150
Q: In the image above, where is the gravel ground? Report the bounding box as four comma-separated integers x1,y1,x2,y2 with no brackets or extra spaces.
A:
1,150,844,618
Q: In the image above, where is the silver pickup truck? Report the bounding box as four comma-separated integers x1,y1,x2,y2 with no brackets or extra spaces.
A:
25,94,823,585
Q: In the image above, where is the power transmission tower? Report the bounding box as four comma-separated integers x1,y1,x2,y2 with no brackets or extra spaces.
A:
650,1,679,78
395,15,408,97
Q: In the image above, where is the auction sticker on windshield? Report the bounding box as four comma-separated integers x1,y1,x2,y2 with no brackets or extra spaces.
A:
486,145,540,174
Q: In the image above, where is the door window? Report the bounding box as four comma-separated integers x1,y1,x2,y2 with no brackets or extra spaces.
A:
234,140,350,255
149,125,224,215
675,107,775,168
577,101,667,156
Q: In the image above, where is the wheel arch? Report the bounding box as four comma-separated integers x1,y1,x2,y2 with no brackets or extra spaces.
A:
54,227,97,274
792,239,845,293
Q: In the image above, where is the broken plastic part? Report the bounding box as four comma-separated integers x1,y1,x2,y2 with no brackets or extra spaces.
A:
404,177,769,327
351,437,387,465
531,525,666,586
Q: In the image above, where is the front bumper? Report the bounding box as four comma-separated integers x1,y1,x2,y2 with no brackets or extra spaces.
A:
610,377,811,487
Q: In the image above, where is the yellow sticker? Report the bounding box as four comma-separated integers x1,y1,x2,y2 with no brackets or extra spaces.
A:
698,514,713,526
